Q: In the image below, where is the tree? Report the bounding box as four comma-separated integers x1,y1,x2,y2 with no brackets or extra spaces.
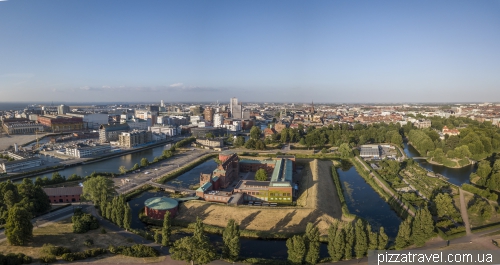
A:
119,166,127,174
140,158,149,167
124,203,132,230
286,235,306,265
171,218,216,265
250,126,262,140
234,136,245,147
5,206,33,246
367,223,378,251
434,193,459,219
331,227,345,261
327,223,338,259
222,219,240,261
378,227,388,250
154,232,162,244
339,143,352,159
82,176,115,207
411,208,434,247
304,222,320,264
162,211,172,246
254,169,268,181
395,217,412,250
255,140,266,150
244,139,256,149
344,222,354,260
354,219,368,258
131,163,140,171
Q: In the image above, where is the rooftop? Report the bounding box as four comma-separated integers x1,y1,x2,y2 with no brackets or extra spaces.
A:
144,197,179,210
43,186,83,196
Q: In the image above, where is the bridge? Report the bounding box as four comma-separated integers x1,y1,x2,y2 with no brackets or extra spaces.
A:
412,157,428,160
147,181,195,195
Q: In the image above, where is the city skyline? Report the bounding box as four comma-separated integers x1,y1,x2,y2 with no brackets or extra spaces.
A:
1,0,499,103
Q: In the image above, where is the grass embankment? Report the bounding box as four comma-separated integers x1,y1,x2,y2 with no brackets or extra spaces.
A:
0,218,163,264
330,165,355,219
351,157,415,219
156,153,217,184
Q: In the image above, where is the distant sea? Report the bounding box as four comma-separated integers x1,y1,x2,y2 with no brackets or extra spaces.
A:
0,102,141,111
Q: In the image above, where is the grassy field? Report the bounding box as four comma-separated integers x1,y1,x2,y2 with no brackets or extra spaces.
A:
0,218,164,263
174,159,344,236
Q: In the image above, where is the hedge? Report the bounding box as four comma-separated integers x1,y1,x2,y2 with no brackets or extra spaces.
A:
462,183,498,201
61,248,107,261
0,253,32,265
330,165,355,219
108,244,158,257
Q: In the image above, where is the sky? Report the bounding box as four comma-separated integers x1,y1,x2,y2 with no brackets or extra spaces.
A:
0,0,499,103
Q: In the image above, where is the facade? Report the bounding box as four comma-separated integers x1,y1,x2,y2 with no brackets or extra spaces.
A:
1,157,43,172
230,97,242,119
37,115,84,132
2,121,44,134
196,152,295,205
191,127,226,138
118,130,153,147
65,144,111,158
66,113,109,130
203,107,214,122
144,197,179,219
414,119,432,129
43,187,83,203
99,123,130,143
442,126,460,136
57,104,70,115
196,138,224,149
149,125,179,136
213,114,224,127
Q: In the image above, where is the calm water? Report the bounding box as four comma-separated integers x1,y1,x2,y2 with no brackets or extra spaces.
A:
337,164,402,238
25,145,171,181
168,160,218,189
128,191,329,260
403,143,475,186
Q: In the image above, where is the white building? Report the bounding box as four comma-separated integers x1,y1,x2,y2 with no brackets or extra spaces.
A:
190,116,203,125
1,158,43,172
149,125,179,136
213,113,224,127
66,145,111,158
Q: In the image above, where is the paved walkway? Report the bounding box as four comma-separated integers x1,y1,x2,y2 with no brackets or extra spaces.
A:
459,188,472,235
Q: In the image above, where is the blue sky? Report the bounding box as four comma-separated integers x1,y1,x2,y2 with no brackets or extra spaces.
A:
0,0,499,103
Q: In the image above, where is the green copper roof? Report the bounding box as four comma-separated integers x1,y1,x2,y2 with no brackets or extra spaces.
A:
144,197,178,210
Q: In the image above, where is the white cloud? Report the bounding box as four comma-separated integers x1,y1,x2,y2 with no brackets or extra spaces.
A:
169,83,184,88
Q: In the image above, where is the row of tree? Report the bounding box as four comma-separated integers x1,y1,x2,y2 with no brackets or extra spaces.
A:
395,208,434,249
470,158,500,191
101,194,132,229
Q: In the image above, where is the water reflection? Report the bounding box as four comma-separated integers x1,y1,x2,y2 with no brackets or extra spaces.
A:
403,143,475,186
337,163,402,238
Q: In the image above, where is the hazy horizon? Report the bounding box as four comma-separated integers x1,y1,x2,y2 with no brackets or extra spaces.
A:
1,0,499,103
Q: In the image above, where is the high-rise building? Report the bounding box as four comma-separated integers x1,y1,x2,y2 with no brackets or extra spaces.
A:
203,107,214,122
57,104,70,115
213,113,224,127
230,97,242,119
160,100,164,107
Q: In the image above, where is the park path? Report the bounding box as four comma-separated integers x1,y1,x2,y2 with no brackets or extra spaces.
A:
355,156,415,216
459,188,472,235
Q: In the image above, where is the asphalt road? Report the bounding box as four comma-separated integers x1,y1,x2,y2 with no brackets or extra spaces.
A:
115,149,213,194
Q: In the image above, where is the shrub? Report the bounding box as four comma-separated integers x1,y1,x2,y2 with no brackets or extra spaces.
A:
100,228,107,234
72,212,99,233
84,239,94,247
61,248,107,261
39,255,56,263
0,253,32,265
108,244,158,257
40,243,71,257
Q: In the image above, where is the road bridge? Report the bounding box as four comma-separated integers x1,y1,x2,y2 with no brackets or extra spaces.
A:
147,181,195,195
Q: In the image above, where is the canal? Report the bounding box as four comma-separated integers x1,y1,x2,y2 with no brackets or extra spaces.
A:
24,144,173,182
128,190,329,260
337,161,402,239
403,142,475,186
